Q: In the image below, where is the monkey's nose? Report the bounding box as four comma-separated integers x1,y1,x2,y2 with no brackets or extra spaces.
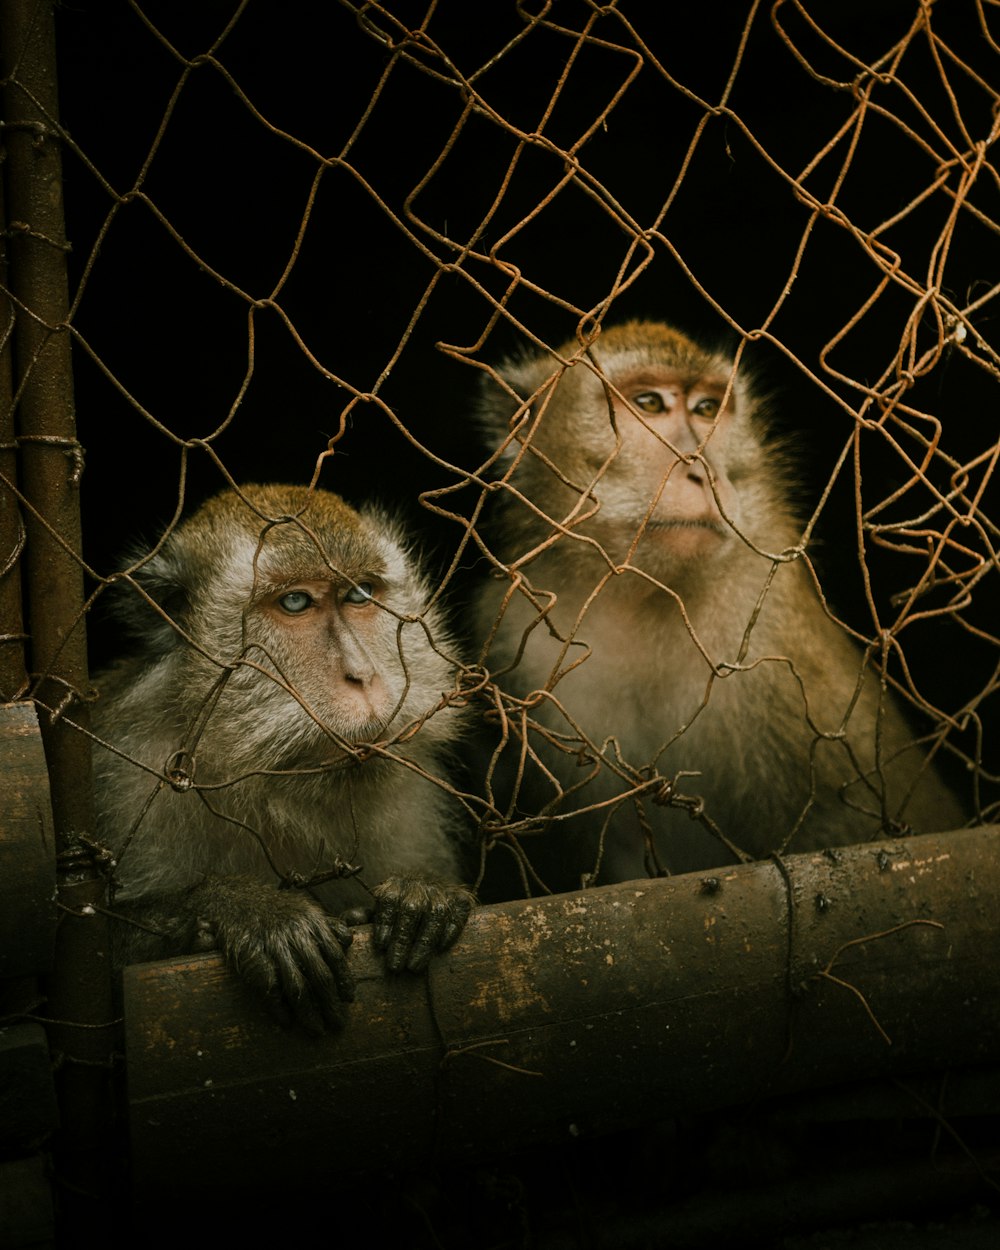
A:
342,656,376,686
334,625,378,687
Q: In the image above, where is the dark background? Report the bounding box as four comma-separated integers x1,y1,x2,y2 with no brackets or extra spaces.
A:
45,3,1000,1243
54,0,1000,803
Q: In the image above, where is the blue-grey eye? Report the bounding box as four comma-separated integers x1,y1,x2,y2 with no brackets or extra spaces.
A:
344,581,374,605
279,590,312,614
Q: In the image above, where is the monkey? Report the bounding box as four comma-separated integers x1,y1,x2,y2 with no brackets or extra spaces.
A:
91,483,473,1031
473,320,967,896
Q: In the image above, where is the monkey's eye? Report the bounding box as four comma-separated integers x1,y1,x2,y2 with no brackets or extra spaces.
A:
278,590,313,614
692,397,721,419
344,581,375,605
632,391,666,414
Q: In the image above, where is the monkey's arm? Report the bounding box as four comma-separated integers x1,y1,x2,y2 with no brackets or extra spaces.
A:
114,875,356,1033
371,877,474,973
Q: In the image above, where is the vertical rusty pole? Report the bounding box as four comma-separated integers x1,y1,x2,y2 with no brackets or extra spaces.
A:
0,100,28,701
0,0,117,1222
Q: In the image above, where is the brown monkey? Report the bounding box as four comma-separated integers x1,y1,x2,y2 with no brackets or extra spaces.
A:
92,484,472,1031
474,321,966,894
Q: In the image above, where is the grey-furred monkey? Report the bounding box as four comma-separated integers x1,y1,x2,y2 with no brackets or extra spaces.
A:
92,483,472,1031
474,320,966,895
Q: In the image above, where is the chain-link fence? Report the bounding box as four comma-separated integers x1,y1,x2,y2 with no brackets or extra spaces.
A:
2,1,999,1243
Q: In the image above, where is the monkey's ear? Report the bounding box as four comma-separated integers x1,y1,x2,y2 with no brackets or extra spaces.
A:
111,545,193,657
477,352,559,450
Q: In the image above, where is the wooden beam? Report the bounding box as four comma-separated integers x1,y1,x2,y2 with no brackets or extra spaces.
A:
0,702,55,977
124,825,1000,1200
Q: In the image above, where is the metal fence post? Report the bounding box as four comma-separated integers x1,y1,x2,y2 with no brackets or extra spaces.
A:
1,0,117,1225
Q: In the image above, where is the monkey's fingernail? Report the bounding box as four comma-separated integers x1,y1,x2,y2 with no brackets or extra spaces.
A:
407,948,432,973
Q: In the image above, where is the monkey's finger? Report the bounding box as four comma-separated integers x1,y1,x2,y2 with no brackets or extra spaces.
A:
436,914,469,953
281,976,334,1035
404,909,459,972
371,881,404,954
278,944,352,1033
286,909,356,1004
404,927,437,973
313,929,357,1005
229,946,325,1035
380,900,425,973
327,915,357,951
441,887,474,945
292,919,357,1006
339,905,374,929
405,891,473,971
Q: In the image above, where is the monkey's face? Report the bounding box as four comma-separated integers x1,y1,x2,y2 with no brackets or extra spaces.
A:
247,570,402,743
151,486,453,769
233,540,442,763
487,323,781,578
594,362,743,563
513,358,760,573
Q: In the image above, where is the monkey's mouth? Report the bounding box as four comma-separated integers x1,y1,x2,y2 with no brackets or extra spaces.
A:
641,518,729,537
329,710,396,748
636,517,730,560
643,518,726,530
280,718,395,772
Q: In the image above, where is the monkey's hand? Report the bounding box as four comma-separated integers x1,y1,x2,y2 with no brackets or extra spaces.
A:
371,877,474,973
186,876,356,1033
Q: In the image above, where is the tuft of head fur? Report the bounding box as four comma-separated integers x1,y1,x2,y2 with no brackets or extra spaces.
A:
112,485,419,658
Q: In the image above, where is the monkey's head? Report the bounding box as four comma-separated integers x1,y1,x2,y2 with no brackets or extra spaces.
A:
479,320,796,577
118,485,456,767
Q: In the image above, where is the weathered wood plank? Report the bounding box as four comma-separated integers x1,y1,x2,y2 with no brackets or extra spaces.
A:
124,826,1000,1199
0,702,56,977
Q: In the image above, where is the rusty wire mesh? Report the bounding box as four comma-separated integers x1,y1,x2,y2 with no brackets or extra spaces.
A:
4,0,1000,908
4,2,1000,1242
